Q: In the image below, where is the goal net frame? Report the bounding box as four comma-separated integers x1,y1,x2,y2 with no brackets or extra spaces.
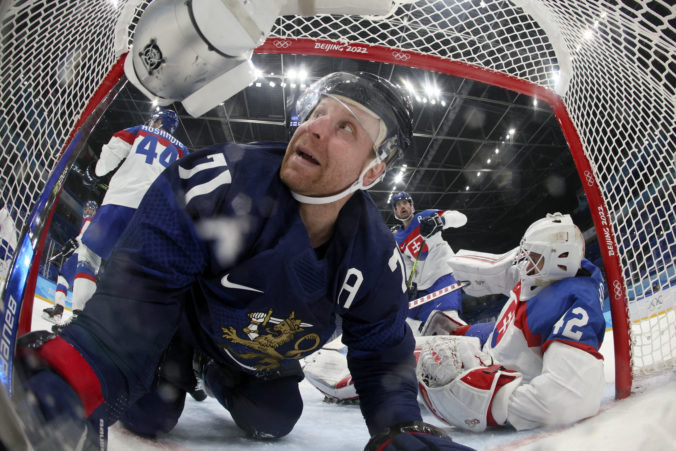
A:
1,0,674,400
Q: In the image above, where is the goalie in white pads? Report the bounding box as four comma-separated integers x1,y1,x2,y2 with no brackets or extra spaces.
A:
417,213,606,431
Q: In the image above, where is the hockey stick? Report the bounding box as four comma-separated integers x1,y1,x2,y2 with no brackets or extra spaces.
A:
408,280,470,309
406,236,427,290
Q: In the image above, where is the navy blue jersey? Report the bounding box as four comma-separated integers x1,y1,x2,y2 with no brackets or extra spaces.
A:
63,142,420,434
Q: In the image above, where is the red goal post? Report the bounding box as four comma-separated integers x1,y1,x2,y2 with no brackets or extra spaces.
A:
1,0,674,399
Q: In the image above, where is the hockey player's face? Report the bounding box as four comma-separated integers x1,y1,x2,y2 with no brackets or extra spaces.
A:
281,97,381,197
394,199,413,219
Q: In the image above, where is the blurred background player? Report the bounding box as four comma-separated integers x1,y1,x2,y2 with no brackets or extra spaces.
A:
417,212,606,432
42,200,98,324
63,109,189,328
391,191,468,333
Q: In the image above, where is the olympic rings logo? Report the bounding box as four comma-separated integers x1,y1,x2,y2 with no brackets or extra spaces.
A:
273,40,292,49
392,51,411,61
612,280,624,300
584,170,595,187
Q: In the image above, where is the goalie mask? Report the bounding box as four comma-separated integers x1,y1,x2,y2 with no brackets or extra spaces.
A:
149,109,179,134
291,72,413,204
514,212,585,300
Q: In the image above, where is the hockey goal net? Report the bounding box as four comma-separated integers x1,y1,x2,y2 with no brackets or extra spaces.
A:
0,0,674,398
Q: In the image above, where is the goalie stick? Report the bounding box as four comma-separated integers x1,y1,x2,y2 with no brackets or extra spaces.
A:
408,281,469,310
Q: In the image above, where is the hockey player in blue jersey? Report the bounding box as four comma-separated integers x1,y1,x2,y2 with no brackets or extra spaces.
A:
63,110,189,329
391,192,468,332
18,72,473,450
42,200,99,324
301,193,468,402
416,213,606,431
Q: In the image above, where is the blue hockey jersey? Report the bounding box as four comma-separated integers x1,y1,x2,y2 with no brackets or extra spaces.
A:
63,142,420,434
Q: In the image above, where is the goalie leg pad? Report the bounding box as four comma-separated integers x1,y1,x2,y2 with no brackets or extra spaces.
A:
303,348,358,402
420,309,468,336
419,365,522,432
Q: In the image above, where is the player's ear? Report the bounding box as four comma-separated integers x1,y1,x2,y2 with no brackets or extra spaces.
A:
362,160,386,187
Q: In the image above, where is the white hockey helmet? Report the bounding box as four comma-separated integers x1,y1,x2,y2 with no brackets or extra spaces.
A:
514,212,585,300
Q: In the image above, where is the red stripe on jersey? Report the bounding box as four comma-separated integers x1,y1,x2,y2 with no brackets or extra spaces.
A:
514,300,542,348
112,129,136,145
74,272,97,282
38,337,104,417
543,338,604,360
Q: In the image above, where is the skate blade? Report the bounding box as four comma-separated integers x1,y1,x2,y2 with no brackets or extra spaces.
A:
41,312,62,324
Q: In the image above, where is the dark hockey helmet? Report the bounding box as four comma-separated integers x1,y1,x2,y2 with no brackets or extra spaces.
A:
295,72,413,187
150,109,179,134
391,191,413,212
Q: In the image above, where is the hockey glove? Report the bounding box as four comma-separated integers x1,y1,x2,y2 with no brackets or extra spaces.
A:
365,421,475,451
83,164,100,188
418,364,522,432
14,330,107,450
419,215,444,238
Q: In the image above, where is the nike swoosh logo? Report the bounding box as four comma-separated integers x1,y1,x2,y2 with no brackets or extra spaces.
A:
221,274,264,293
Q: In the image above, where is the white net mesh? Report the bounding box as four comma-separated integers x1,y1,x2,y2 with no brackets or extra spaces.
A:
1,0,674,387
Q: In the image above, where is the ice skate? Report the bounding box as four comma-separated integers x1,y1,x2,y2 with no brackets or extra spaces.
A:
51,309,81,335
41,304,64,324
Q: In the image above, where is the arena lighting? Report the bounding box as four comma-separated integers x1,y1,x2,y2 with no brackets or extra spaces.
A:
401,78,415,93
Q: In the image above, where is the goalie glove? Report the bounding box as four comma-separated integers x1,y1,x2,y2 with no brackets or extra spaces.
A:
365,421,475,451
419,215,444,238
415,336,492,388
418,364,522,432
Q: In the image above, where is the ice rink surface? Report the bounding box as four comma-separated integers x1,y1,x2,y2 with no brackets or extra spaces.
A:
29,296,676,451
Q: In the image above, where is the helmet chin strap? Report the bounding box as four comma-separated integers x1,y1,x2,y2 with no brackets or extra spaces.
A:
291,158,383,205
394,210,413,222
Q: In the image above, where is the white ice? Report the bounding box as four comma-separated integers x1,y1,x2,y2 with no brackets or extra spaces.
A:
29,297,676,450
